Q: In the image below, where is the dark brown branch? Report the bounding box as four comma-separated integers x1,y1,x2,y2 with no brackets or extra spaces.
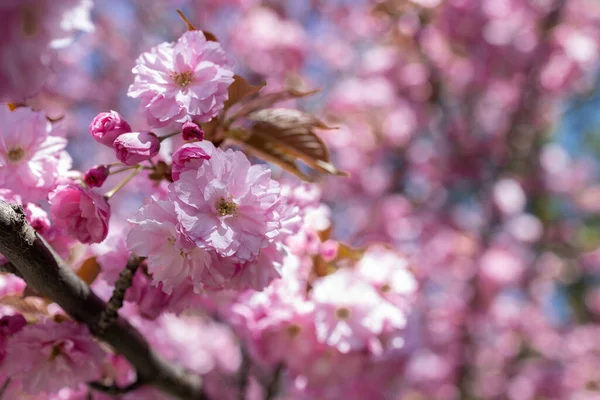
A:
0,261,22,278
88,379,144,395
0,201,208,400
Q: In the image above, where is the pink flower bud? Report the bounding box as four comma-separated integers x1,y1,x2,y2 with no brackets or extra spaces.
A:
84,165,109,188
171,142,213,181
88,110,132,147
320,239,339,262
49,184,111,244
113,131,160,166
182,121,205,141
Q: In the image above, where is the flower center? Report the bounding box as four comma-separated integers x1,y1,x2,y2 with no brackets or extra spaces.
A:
7,146,25,163
335,307,351,320
171,70,194,87
49,343,64,361
216,197,238,217
287,323,302,338
21,8,40,36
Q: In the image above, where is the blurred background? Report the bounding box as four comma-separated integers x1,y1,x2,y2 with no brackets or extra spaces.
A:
11,0,600,398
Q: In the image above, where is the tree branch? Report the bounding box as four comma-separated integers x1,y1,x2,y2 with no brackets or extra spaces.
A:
0,201,208,400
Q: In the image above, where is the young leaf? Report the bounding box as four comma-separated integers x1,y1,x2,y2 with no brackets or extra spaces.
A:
248,109,346,177
229,88,319,121
223,75,265,111
77,256,102,286
176,9,218,41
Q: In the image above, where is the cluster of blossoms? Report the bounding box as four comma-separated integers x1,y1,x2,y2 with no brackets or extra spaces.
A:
1,0,600,399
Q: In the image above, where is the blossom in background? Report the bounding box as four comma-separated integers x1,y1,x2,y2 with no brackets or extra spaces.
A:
128,30,235,128
0,0,94,102
171,146,288,263
1,320,105,394
127,197,211,294
311,268,409,354
0,107,70,202
49,184,111,244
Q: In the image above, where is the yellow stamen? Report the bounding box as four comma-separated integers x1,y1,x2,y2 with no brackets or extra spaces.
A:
7,147,25,163
171,71,194,87
216,197,238,217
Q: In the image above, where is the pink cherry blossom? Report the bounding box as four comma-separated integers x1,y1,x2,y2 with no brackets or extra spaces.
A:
0,313,26,363
171,147,289,263
128,30,235,128
2,320,105,394
127,197,211,294
0,0,94,102
311,268,408,354
0,107,69,202
49,184,111,244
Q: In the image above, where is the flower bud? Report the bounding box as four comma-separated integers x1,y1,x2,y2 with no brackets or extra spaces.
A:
171,142,213,181
113,131,160,166
84,165,109,188
182,121,205,141
49,184,111,244
88,110,132,147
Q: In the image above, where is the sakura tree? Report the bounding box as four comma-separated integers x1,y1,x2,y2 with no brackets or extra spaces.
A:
0,0,599,399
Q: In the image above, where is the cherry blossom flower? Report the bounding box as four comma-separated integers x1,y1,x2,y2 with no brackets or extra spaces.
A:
49,184,111,244
128,30,235,128
171,147,289,263
311,268,408,354
127,197,211,294
2,320,105,394
0,107,69,202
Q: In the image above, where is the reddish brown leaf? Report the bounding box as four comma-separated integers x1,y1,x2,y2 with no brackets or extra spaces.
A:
249,108,333,130
176,9,218,41
176,9,197,30
318,226,333,242
6,103,25,111
229,88,319,120
223,75,265,111
77,256,102,286
228,132,313,181
336,243,365,261
248,109,346,177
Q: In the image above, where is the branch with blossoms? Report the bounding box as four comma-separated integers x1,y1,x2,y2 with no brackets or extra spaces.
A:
0,7,413,400
0,201,207,399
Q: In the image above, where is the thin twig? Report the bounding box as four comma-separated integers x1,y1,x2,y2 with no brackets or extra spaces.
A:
0,378,10,400
238,347,252,400
95,256,141,335
104,165,143,200
264,363,284,400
